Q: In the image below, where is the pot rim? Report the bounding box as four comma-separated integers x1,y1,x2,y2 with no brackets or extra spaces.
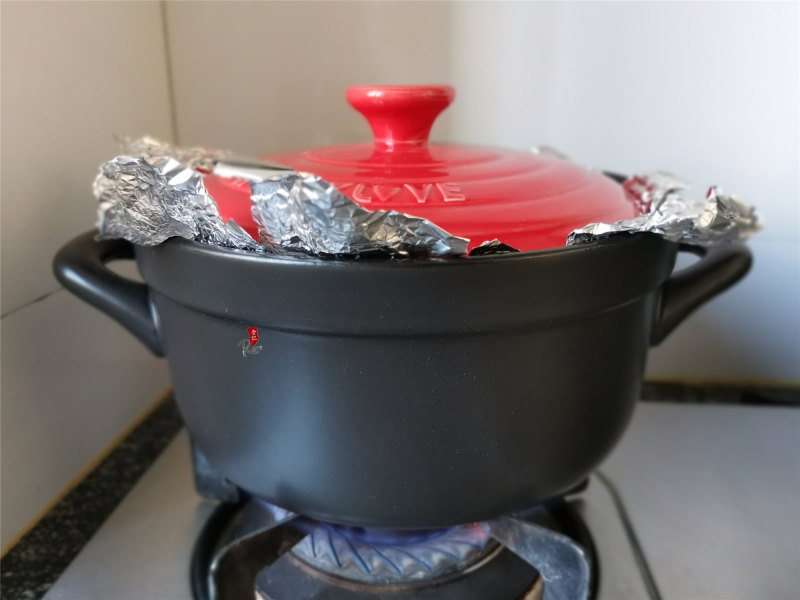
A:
152,230,674,269
135,231,679,337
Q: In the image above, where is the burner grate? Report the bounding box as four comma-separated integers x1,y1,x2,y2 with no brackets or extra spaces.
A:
191,498,598,600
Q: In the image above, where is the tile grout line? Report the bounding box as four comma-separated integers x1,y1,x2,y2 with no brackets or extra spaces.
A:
0,288,64,320
159,0,181,145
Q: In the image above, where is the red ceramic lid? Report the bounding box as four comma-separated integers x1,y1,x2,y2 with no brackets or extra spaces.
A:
206,85,640,252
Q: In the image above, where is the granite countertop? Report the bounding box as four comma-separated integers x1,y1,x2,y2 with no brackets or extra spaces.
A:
0,398,183,600
1,384,797,600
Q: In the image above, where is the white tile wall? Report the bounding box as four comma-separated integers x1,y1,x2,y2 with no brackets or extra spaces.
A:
0,2,173,548
0,291,171,549
163,1,455,155
448,1,800,382
1,1,176,314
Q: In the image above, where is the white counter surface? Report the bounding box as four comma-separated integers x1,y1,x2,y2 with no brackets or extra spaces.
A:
44,402,800,600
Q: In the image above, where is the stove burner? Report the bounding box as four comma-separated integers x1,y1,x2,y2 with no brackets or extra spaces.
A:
290,521,495,583
191,499,598,600
257,543,537,600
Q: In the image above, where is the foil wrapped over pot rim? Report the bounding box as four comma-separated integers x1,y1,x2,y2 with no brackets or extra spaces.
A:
93,138,469,258
116,135,228,173
567,171,762,247
249,172,469,258
94,154,261,251
94,136,759,259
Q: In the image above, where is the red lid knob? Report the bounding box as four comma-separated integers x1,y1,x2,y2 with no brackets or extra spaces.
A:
346,85,455,149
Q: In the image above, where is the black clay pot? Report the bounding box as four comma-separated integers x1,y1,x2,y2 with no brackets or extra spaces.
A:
53,228,750,528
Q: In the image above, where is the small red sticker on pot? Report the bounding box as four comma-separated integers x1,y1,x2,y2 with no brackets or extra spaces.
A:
248,327,259,346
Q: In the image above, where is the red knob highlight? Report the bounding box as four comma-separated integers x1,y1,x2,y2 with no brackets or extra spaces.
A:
346,85,455,149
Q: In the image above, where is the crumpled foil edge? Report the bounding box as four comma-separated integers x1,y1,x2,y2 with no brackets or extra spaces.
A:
94,154,260,251
95,136,469,257
95,137,759,257
567,171,762,246
249,172,469,258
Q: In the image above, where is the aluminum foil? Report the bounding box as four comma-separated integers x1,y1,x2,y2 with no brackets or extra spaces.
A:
567,172,761,246
214,157,294,181
96,137,757,256
469,239,520,256
116,135,226,173
250,173,469,257
98,136,467,257
94,155,261,251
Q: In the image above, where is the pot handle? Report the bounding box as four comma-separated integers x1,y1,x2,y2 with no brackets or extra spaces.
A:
651,242,752,345
53,231,164,356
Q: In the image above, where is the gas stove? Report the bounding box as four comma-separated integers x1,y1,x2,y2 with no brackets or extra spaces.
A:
40,402,800,600
191,492,596,600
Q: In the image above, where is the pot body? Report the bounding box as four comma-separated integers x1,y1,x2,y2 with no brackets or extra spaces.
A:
135,233,675,527
54,229,751,528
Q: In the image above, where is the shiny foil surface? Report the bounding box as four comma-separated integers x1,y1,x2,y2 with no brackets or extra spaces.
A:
117,135,226,173
568,172,761,246
94,155,260,251
95,138,757,256
250,173,469,257
97,137,467,257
